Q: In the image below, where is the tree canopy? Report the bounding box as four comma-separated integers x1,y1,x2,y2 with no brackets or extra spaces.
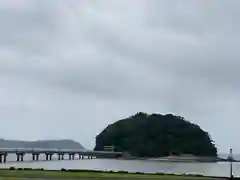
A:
94,112,217,157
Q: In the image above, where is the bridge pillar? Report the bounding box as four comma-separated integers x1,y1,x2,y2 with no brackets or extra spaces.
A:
58,153,64,160
45,153,53,161
36,154,39,161
68,153,75,160
3,154,7,163
45,154,49,161
16,154,20,161
3,153,7,163
20,154,24,161
16,153,24,162
69,154,72,160
0,154,6,163
32,154,35,161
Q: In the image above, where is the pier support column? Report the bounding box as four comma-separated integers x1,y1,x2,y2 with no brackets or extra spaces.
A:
45,154,49,161
49,154,52,161
3,154,7,163
16,153,24,162
58,153,64,160
32,154,35,161
16,154,20,161
36,154,39,161
20,154,24,162
69,154,72,160
72,154,75,160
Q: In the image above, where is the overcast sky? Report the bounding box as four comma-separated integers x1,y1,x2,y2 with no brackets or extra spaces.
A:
0,0,239,153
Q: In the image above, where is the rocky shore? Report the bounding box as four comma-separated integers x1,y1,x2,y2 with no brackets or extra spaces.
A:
148,155,227,163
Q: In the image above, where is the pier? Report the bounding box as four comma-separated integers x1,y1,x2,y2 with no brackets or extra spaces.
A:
0,148,122,163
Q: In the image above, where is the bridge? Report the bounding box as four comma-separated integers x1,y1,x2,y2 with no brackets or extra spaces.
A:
0,148,123,163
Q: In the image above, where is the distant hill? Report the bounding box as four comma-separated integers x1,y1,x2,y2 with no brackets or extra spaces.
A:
0,139,84,149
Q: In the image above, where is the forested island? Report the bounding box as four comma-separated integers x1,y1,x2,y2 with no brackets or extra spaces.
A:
95,112,217,158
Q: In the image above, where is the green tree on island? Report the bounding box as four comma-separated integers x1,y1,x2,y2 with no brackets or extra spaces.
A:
94,112,217,157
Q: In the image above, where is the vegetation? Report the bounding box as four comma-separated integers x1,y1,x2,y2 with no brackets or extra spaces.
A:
0,168,222,180
94,112,217,157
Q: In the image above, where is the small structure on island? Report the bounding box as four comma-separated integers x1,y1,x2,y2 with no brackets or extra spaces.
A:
103,145,115,152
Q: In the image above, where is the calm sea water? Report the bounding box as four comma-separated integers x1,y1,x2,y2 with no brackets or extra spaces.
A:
0,154,237,177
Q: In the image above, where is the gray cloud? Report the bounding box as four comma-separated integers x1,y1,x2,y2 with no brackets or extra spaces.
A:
0,0,239,152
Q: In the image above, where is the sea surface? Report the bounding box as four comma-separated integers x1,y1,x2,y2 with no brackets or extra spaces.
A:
0,154,238,177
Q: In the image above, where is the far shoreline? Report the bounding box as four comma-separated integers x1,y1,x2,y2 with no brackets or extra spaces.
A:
119,154,233,163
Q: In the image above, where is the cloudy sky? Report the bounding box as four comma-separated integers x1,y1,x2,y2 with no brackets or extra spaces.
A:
0,0,239,153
